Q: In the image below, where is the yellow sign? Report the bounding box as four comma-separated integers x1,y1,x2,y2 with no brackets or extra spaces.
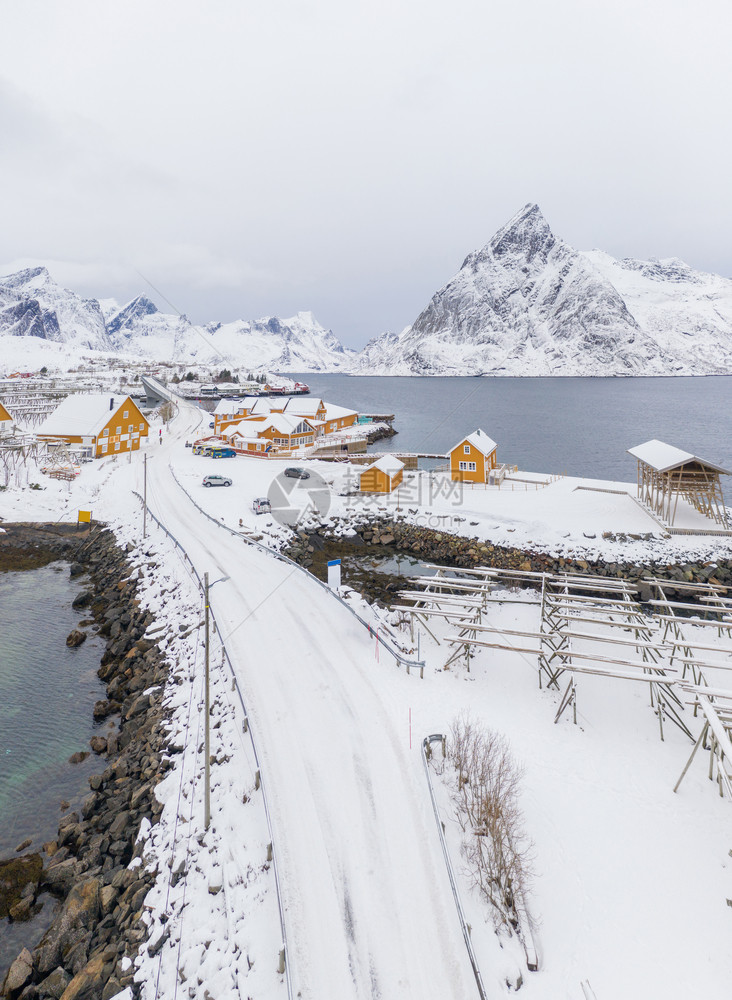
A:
77,510,92,524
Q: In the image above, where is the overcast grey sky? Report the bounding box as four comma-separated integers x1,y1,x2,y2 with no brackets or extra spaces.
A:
1,0,730,347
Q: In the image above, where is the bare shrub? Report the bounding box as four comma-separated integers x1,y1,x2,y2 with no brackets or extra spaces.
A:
159,401,177,423
448,714,533,929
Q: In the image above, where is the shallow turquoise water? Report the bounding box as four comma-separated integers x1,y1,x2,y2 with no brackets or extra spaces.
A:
0,562,108,859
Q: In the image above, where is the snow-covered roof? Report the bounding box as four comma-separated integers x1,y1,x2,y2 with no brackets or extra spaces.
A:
283,397,324,416
362,455,405,477
214,399,244,416
627,439,730,475
450,428,497,457
249,413,315,435
323,402,358,421
37,394,137,438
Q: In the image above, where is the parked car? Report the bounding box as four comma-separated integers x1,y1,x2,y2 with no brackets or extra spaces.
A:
252,497,272,514
284,467,310,479
203,475,232,487
209,421,215,428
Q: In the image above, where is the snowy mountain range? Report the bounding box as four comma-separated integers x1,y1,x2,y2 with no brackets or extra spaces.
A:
2,206,732,376
0,268,354,372
355,204,732,376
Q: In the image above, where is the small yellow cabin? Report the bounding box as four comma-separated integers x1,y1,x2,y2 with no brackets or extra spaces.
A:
449,429,497,483
0,402,13,434
359,455,404,493
37,394,149,458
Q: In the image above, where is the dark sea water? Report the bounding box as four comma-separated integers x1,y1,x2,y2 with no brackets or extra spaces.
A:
287,375,732,501
0,563,108,973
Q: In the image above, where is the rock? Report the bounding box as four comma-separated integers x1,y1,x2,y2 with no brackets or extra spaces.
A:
14,839,32,854
92,702,115,721
71,592,93,610
0,854,43,919
42,858,80,896
100,980,122,1000
37,968,71,1000
89,737,107,755
8,894,35,921
107,812,130,841
2,948,33,995
68,752,90,765
34,878,101,976
57,955,105,1000
99,886,117,916
66,630,87,648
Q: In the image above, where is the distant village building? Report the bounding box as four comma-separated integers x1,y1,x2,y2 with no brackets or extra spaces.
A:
449,430,497,483
359,455,405,493
37,394,149,459
627,439,730,527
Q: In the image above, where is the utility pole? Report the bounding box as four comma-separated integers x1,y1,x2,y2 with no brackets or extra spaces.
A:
143,453,148,538
204,571,211,831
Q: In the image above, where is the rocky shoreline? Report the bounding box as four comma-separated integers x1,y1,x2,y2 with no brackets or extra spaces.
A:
284,513,732,603
0,524,171,1000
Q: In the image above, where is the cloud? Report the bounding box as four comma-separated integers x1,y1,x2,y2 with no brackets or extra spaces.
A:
0,0,729,347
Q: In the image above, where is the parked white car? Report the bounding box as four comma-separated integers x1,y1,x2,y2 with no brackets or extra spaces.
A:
252,497,271,514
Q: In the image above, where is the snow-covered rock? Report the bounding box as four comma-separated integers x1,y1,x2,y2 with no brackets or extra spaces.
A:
353,204,732,376
0,267,111,351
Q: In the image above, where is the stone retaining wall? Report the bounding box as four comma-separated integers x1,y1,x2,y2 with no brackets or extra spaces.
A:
285,514,732,601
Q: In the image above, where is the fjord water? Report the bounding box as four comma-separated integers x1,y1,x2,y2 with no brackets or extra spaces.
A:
290,375,732,499
0,563,107,860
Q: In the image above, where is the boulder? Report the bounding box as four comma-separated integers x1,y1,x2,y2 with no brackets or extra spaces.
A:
65,631,87,649
0,854,43,919
2,948,33,995
37,968,71,1000
34,878,101,975
57,955,106,1000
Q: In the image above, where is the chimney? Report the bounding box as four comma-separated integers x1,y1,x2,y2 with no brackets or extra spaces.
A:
109,397,114,411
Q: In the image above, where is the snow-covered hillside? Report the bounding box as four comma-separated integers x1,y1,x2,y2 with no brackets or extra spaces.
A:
354,204,732,376
0,273,354,372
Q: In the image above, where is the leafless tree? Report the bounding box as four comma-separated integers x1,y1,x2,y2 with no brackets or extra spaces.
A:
448,714,533,930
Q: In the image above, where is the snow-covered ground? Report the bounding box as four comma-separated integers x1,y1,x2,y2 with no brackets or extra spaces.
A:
1,401,731,999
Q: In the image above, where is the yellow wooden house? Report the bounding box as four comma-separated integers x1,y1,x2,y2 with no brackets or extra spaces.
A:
37,394,149,458
449,429,497,483
0,401,14,434
359,455,405,493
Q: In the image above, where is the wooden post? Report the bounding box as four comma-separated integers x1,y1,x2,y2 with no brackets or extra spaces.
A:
204,572,211,830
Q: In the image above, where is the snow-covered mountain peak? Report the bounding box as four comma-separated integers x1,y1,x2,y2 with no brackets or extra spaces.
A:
354,204,732,376
107,295,160,336
0,265,54,293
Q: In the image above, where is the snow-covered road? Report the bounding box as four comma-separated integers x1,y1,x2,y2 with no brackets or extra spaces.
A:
143,405,476,998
